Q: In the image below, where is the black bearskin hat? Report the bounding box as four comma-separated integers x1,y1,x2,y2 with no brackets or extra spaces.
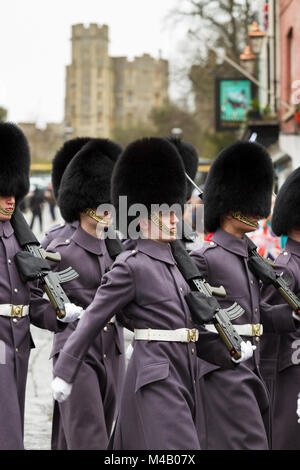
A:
0,122,30,203
111,137,187,228
166,136,199,200
204,141,274,233
58,138,122,223
52,137,91,201
272,168,300,236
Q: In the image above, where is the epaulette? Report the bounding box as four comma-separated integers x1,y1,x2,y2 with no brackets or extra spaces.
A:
46,236,72,252
122,238,137,250
276,249,292,265
45,223,66,236
115,248,139,263
200,240,218,254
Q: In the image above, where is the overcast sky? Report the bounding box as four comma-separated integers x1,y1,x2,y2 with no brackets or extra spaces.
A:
0,0,191,127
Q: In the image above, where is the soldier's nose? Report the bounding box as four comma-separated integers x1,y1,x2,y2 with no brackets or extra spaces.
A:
7,196,15,205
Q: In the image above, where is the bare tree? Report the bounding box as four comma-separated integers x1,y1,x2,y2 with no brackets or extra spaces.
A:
0,107,7,122
178,0,255,61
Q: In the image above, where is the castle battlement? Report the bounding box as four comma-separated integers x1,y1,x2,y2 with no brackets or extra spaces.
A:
65,23,169,138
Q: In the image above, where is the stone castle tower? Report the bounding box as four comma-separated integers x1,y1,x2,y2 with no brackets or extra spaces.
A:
65,23,169,138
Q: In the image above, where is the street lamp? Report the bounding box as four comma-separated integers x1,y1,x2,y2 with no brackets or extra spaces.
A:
171,127,183,138
248,20,265,55
240,44,257,76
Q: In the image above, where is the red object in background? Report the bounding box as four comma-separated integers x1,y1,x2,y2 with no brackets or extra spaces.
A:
204,233,214,241
294,111,300,125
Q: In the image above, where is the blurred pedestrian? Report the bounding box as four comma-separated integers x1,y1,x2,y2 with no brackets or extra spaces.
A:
44,182,56,222
29,186,44,232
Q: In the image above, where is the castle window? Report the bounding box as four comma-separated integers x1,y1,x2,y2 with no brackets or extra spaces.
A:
127,113,133,126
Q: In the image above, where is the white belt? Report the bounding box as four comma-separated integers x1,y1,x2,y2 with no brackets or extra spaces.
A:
0,304,29,318
205,323,263,337
134,328,199,343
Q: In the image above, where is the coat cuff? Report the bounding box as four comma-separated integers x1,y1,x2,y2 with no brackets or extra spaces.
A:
44,303,67,333
53,350,83,383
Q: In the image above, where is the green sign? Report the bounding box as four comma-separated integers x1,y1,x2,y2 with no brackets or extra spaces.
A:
216,79,252,130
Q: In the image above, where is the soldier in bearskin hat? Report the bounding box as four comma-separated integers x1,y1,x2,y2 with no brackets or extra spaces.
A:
43,138,124,449
190,141,297,449
259,167,300,449
0,122,83,449
42,137,92,246
50,137,204,449
166,136,203,252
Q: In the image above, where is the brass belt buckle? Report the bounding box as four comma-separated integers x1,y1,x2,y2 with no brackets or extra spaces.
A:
187,329,197,343
11,305,23,317
252,324,261,337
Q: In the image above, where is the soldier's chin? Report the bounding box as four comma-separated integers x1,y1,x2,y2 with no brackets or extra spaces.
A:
166,230,177,241
0,213,12,222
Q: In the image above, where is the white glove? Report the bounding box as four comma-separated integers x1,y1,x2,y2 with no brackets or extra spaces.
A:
293,311,300,322
58,302,83,323
297,396,300,423
232,340,256,364
126,343,134,362
51,376,73,403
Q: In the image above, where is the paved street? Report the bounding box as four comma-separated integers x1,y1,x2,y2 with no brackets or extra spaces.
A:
22,203,133,450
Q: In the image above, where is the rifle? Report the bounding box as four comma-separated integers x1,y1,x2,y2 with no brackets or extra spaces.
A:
245,234,300,318
11,207,79,319
170,239,244,360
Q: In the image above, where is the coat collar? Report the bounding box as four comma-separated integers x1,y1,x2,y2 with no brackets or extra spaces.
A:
0,221,14,238
284,238,300,258
71,225,105,255
135,238,176,265
212,228,249,258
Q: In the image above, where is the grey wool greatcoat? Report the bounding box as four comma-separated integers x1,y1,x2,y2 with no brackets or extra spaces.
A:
260,237,300,450
42,224,125,450
41,220,79,248
0,221,63,450
53,237,226,450
190,228,295,450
